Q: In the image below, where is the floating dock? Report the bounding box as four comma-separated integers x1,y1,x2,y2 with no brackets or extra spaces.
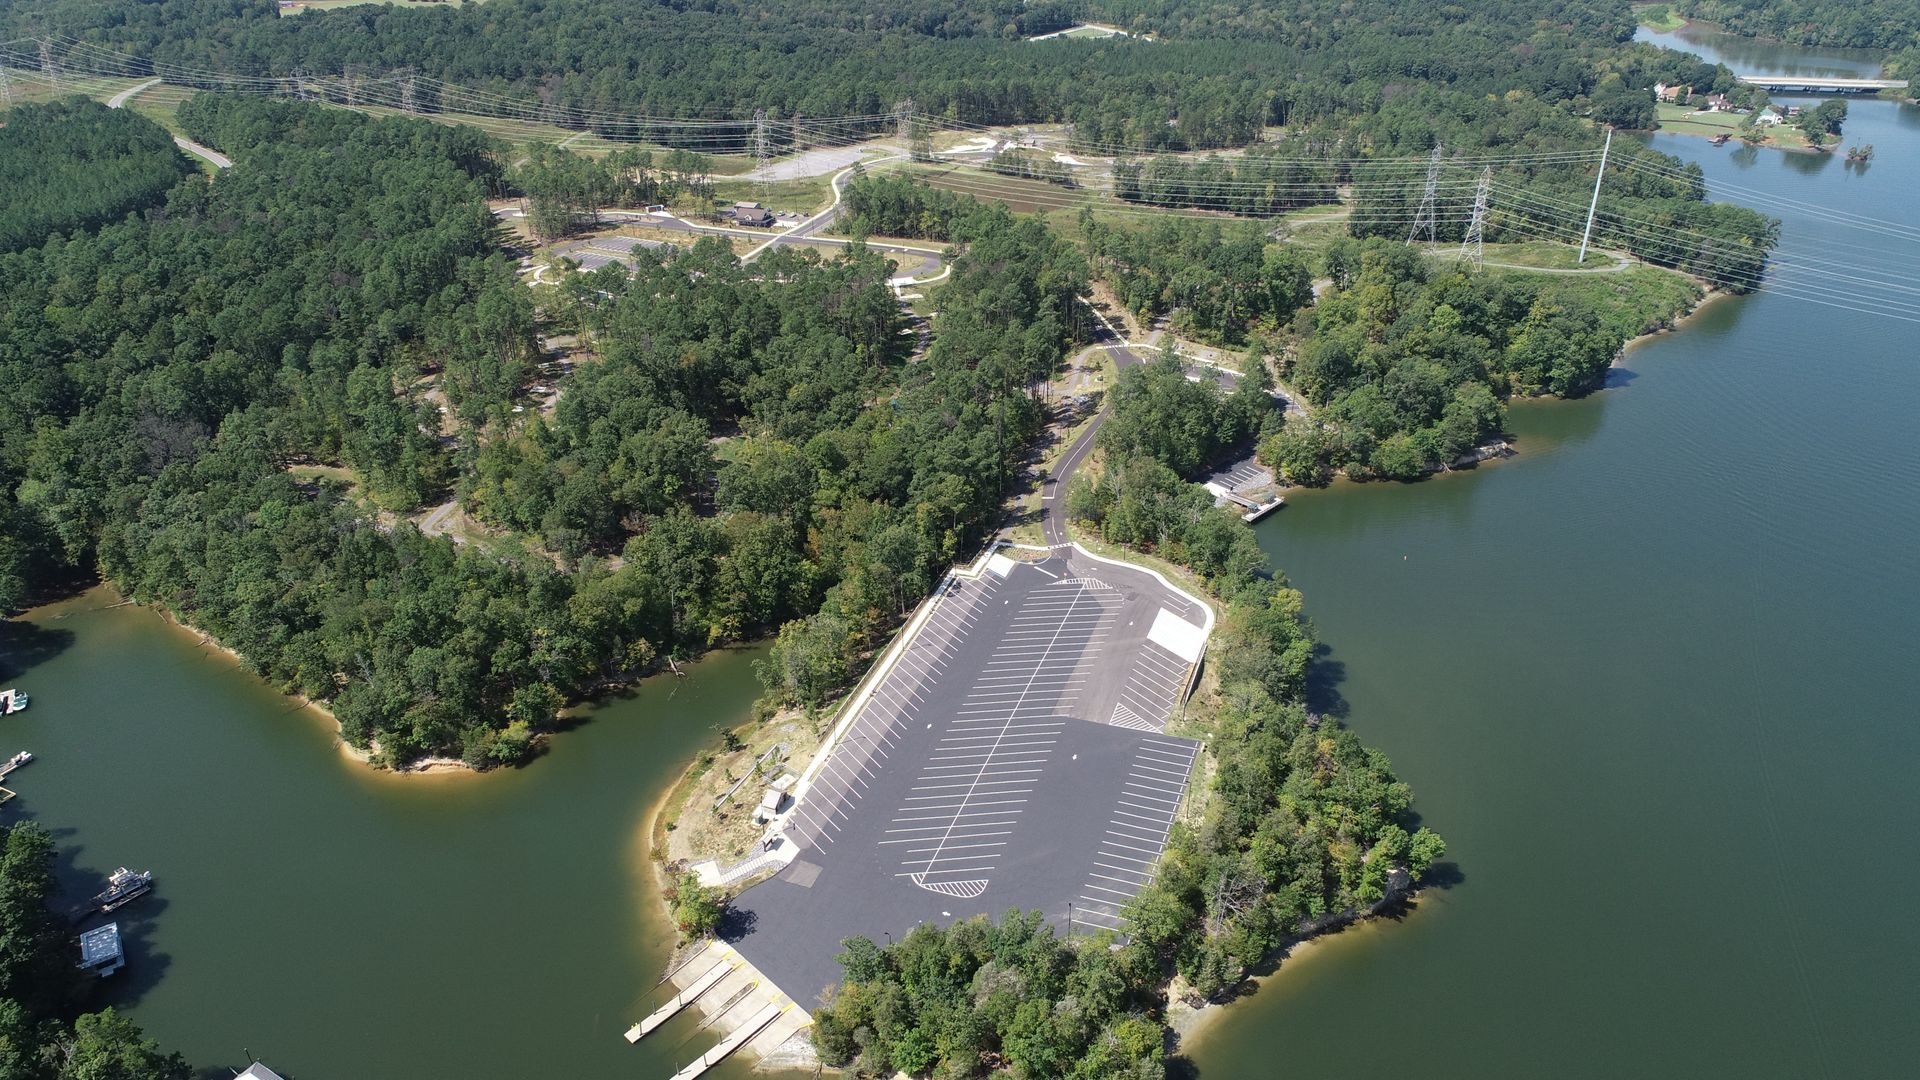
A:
668,1002,785,1080
631,939,812,1078
625,954,740,1042
0,751,30,780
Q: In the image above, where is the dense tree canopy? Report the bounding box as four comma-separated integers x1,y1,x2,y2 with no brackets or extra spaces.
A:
1,95,1088,765
6,1,1733,151
1677,1,1920,49
0,99,194,252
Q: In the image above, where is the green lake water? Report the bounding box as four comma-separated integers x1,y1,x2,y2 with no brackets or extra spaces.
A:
4,23,1918,1080
1,594,777,1080
1192,27,1920,1080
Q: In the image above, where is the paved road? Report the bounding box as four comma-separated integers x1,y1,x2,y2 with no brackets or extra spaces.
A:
106,77,161,109
1041,303,1146,545
104,76,232,169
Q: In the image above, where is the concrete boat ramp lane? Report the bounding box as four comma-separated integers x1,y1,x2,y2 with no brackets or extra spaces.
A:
719,542,1212,1008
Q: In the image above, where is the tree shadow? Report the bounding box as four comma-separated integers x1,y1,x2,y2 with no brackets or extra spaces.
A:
1604,365,1639,389
715,905,759,942
94,893,173,1009
1304,641,1349,719
0,619,76,682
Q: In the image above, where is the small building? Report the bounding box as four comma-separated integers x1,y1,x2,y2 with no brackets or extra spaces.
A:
732,205,775,227
77,923,123,977
236,1063,287,1080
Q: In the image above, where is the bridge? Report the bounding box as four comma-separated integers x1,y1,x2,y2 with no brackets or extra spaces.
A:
1735,74,1907,93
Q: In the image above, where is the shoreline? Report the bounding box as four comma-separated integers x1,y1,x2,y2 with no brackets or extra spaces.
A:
139,590,487,778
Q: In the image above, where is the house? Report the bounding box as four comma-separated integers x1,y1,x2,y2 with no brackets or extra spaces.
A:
1654,82,1683,103
731,201,774,227
1704,93,1732,111
236,1063,287,1080
1755,108,1785,126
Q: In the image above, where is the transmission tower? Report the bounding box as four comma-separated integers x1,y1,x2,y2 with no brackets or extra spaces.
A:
1,57,12,107
1458,167,1491,267
1406,144,1443,246
399,70,417,115
39,38,60,94
896,98,914,145
753,108,772,200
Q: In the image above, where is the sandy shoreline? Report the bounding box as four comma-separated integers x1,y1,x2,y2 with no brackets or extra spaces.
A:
138,591,483,777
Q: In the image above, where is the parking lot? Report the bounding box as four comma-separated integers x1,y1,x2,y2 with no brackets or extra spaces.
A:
729,549,1209,1004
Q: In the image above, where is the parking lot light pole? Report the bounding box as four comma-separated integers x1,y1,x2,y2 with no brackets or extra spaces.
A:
1067,902,1074,938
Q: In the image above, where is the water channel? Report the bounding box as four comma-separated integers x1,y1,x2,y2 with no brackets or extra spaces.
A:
1191,24,1920,1080
5,21,1917,1080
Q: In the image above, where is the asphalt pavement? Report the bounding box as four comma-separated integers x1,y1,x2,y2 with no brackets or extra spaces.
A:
729,546,1207,1004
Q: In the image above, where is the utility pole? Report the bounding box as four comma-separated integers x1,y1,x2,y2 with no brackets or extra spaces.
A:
1579,126,1614,264
753,107,771,201
1407,144,1442,246
1459,166,1491,267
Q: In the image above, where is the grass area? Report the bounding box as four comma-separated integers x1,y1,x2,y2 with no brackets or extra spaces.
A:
1655,101,1816,148
1529,263,1706,340
0,72,148,111
1468,240,1603,270
711,172,834,215
1635,3,1688,32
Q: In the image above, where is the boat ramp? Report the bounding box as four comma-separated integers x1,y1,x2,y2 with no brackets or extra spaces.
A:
625,939,811,1078
1204,453,1286,522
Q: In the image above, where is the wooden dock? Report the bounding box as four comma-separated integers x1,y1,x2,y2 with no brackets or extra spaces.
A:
668,1002,785,1080
625,955,739,1042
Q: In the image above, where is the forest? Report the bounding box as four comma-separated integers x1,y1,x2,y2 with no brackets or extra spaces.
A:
1,94,1091,766
0,99,195,252
0,822,192,1080
1260,237,1692,482
3,1,1716,151
1676,1,1920,48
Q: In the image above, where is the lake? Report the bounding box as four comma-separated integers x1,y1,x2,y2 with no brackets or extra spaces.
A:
1189,23,1920,1080
1,591,778,1079
6,21,1917,1080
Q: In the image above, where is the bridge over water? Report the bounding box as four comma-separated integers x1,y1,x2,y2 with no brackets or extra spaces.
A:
1735,74,1907,93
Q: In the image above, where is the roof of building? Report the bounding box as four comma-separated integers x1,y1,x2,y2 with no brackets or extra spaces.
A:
734,206,775,225
237,1063,287,1080
77,923,122,967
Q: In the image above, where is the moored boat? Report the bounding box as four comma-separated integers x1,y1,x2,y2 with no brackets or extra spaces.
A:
91,867,154,912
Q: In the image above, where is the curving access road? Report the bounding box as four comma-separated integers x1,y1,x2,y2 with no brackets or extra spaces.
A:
1040,302,1147,546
